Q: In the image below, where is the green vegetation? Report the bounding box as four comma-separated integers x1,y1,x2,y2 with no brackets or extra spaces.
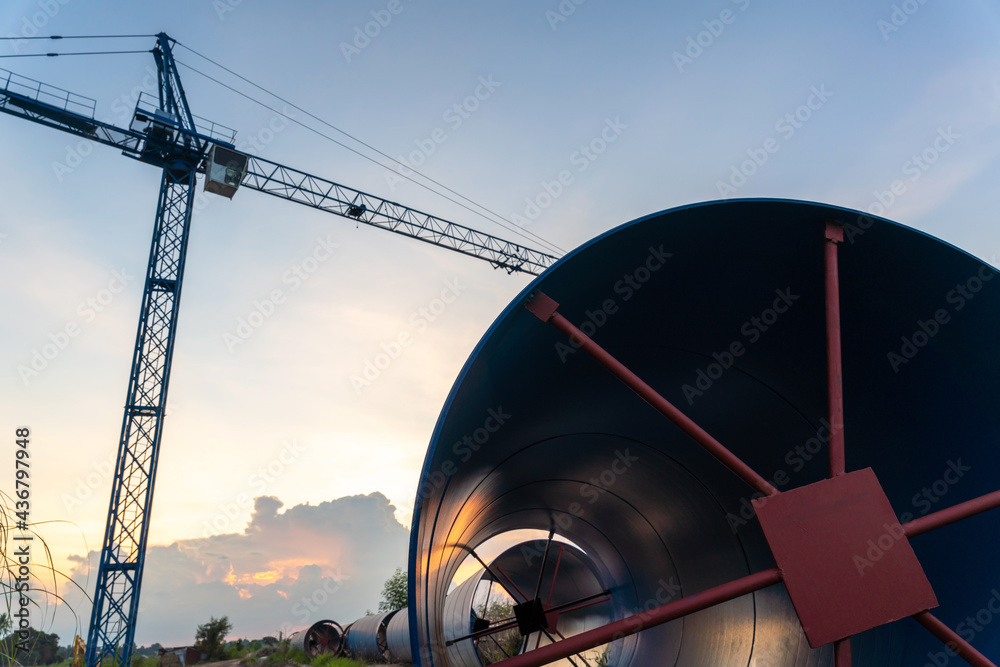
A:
0,628,62,665
252,644,363,667
195,617,232,662
377,567,407,613
474,599,520,666
301,655,362,667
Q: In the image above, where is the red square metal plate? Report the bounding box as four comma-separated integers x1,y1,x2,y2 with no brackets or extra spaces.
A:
752,467,938,647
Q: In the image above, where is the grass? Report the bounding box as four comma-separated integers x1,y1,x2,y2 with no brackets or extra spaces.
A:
251,646,363,667
307,656,365,667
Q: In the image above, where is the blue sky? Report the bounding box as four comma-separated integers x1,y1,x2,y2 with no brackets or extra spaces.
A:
2,0,999,649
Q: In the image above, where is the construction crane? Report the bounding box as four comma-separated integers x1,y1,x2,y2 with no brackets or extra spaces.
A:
0,33,559,667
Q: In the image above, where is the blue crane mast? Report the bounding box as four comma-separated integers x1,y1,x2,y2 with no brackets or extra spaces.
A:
0,32,558,667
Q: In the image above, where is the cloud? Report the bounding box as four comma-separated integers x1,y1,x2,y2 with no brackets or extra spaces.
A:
57,493,409,647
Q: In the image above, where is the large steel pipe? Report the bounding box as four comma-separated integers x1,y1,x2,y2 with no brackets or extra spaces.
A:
345,610,398,662
442,541,614,666
386,608,413,664
408,199,1000,665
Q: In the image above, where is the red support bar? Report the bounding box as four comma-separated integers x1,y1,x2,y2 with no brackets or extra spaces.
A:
913,611,997,667
492,568,783,667
835,638,851,667
546,545,565,606
525,292,779,497
903,489,1000,538
824,221,846,477
494,563,531,604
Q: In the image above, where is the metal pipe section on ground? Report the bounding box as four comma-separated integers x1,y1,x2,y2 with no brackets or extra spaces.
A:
408,199,1000,666
344,609,399,662
385,607,412,663
287,620,344,658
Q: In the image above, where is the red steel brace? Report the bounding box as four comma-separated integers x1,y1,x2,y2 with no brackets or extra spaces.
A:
913,611,996,667
825,220,846,477
903,489,1000,538
523,279,1000,667
493,568,783,667
835,638,851,666
525,292,778,497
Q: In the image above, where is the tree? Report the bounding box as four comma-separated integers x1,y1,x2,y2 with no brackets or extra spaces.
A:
194,616,232,661
3,628,61,665
475,599,519,665
377,567,407,612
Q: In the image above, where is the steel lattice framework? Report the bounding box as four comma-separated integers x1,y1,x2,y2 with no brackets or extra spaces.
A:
86,172,198,667
243,156,554,276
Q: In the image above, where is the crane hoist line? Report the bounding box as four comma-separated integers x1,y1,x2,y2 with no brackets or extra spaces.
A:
0,32,559,667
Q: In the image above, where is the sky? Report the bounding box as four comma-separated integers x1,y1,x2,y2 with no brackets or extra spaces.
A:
1,0,999,650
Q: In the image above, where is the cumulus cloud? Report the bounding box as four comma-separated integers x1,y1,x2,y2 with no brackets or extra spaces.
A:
56,493,409,646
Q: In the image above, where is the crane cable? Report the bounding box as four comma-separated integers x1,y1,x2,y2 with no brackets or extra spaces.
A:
0,35,155,58
173,42,565,255
0,34,564,254
0,34,156,40
0,50,151,58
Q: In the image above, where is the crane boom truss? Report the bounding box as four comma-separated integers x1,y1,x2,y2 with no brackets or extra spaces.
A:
242,155,557,276
0,67,557,276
